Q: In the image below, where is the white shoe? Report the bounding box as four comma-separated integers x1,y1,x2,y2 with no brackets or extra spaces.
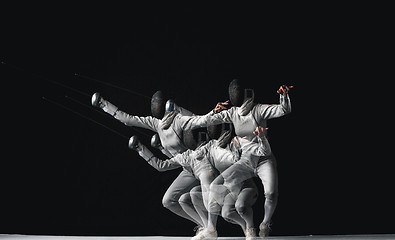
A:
259,221,271,238
191,228,217,240
245,227,256,240
191,226,204,240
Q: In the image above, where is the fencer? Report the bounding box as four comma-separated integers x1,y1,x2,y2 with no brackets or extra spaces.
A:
183,124,242,239
189,80,292,237
190,124,270,240
91,91,217,231
128,131,218,239
131,123,269,240
197,125,271,240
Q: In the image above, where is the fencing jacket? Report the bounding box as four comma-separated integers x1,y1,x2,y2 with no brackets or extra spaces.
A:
209,95,291,141
142,143,214,179
113,108,214,157
143,135,270,178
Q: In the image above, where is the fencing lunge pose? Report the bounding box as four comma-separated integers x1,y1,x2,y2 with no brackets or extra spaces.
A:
91,91,216,231
129,123,269,240
188,80,292,237
190,124,270,240
127,131,218,239
197,125,271,240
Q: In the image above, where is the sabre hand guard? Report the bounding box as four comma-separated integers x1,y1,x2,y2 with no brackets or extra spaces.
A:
91,93,119,116
128,136,140,150
91,92,102,107
129,136,155,161
151,134,163,150
151,134,173,158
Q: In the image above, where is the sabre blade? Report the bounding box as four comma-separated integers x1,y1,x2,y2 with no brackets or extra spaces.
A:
42,96,128,139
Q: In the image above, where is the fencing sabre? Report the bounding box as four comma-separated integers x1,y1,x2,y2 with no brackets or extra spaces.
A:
42,96,129,139
2,60,152,100
2,61,91,97
74,73,151,100
64,95,150,138
3,60,152,138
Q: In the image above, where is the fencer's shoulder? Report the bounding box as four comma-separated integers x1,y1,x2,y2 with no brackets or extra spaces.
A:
237,136,251,144
175,114,195,128
176,112,193,119
140,115,160,126
253,103,272,111
150,115,161,121
254,103,270,108
207,139,218,147
180,148,193,158
173,113,187,123
176,105,194,116
220,106,237,114
175,112,184,119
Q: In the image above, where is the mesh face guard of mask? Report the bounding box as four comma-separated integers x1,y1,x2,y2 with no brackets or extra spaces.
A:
151,90,167,119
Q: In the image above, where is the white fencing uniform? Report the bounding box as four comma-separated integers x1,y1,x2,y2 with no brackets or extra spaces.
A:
136,142,218,222
187,94,291,236
198,138,261,232
209,95,291,140
209,135,271,209
185,95,290,196
113,107,213,156
98,98,215,227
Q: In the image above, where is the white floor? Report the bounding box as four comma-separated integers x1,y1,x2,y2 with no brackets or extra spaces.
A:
1,235,395,240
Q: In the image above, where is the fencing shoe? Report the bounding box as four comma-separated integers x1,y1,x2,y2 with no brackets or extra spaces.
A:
259,221,271,238
245,227,256,240
191,228,217,240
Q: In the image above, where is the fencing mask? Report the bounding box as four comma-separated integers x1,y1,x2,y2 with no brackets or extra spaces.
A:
207,123,235,148
228,79,244,107
183,127,208,150
151,90,167,119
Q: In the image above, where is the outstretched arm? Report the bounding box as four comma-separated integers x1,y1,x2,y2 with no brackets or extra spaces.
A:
257,85,292,120
135,141,181,172
151,134,174,158
179,103,234,131
114,111,159,131
92,93,159,131
175,104,194,116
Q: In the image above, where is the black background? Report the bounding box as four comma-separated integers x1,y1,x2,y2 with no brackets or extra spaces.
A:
1,3,393,237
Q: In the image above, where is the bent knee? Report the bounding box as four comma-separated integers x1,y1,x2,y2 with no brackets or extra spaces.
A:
178,192,192,205
235,202,249,215
190,186,202,195
162,195,179,209
221,205,235,220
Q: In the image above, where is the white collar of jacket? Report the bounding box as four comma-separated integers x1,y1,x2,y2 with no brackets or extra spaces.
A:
237,97,255,116
217,130,233,148
160,110,178,130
